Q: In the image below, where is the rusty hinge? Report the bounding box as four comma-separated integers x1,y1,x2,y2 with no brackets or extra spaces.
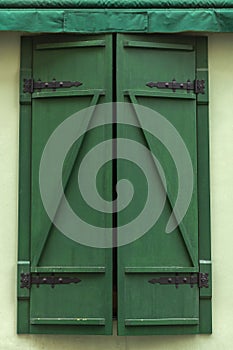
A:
146,79,205,94
23,78,83,93
20,273,82,289
148,273,209,288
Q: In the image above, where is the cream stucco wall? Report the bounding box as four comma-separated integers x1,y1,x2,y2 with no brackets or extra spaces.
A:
0,32,232,350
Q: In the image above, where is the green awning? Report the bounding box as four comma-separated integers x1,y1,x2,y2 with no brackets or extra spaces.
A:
1,1,233,9
1,1,233,32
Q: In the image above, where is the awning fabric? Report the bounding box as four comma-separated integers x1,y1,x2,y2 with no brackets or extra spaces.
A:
1,1,233,32
1,1,233,9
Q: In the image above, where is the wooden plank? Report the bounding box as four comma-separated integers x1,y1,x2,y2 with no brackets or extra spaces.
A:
125,318,199,326
125,89,196,100
36,40,106,50
17,36,33,334
196,36,212,334
125,267,198,273
32,89,105,99
31,266,106,273
31,318,105,325
124,40,194,51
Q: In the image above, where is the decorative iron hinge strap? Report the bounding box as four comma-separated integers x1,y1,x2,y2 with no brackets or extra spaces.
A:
23,79,83,93
148,273,209,288
20,273,81,289
146,79,205,94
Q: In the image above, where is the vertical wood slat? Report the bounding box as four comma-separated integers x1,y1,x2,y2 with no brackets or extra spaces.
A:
196,36,212,334
17,37,33,334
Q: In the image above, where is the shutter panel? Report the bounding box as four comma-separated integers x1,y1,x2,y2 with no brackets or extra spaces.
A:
18,33,211,336
116,34,211,335
18,35,113,335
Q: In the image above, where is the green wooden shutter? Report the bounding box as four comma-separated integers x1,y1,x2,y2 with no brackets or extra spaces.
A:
116,34,211,335
18,33,211,336
18,35,113,335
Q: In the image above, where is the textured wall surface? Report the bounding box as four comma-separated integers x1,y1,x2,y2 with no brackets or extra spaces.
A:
0,32,232,350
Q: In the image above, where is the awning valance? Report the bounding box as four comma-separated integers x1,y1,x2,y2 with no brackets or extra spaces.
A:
1,1,233,33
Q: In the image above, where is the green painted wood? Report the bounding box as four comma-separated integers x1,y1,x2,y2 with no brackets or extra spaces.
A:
17,261,30,299
117,33,202,336
18,34,113,335
32,89,105,99
36,39,106,50
17,302,31,335
125,90,196,100
18,37,32,266
125,267,198,273
127,92,197,267
31,93,103,267
31,318,105,325
125,318,199,326
31,266,106,273
18,33,211,336
124,40,194,51
196,37,212,334
17,37,33,334
199,260,212,298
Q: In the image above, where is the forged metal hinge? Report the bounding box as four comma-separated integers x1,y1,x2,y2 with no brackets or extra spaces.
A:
148,273,209,288
146,79,205,94
23,78,83,93
20,273,82,289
